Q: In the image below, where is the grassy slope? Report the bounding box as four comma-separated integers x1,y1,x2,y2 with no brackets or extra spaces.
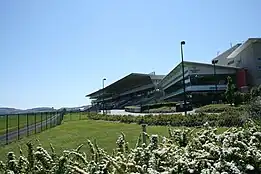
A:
0,120,169,161
0,113,48,135
0,117,227,162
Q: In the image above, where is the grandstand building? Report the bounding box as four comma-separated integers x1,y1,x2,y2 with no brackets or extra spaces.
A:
86,37,261,109
86,73,164,109
157,61,239,105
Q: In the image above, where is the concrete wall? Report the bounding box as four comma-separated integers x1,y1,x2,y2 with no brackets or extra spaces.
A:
215,39,261,86
212,44,241,65
253,41,261,85
229,42,255,85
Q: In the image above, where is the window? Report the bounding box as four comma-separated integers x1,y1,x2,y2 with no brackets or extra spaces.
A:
258,58,261,61
228,60,234,65
258,66,261,70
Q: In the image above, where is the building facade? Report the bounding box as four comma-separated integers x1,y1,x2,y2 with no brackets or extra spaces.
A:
213,38,261,87
86,38,261,108
157,61,238,105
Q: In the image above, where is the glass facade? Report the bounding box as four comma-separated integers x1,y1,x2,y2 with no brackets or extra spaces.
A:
164,77,190,95
163,73,237,102
190,74,236,86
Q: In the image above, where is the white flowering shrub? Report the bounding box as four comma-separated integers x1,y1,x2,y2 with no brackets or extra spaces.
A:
1,120,261,173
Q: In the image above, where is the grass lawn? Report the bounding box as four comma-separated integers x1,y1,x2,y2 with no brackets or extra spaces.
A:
0,113,50,136
0,118,228,162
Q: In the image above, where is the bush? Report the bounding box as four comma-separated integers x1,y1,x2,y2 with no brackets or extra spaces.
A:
250,86,261,99
86,112,247,127
143,106,176,113
1,121,261,173
141,102,177,111
195,104,245,113
234,91,244,106
241,92,251,103
246,96,261,120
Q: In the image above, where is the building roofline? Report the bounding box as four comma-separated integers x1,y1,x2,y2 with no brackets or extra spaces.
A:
227,38,261,59
184,60,239,69
85,72,164,97
158,60,239,87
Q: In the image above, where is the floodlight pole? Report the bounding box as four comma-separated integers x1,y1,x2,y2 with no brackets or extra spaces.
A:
181,41,187,116
102,78,106,115
212,59,218,102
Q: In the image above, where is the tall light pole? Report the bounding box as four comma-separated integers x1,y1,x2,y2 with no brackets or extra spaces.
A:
212,59,218,103
180,41,187,116
102,78,106,115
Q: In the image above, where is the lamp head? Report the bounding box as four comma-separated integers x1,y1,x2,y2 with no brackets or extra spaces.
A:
212,59,218,64
181,41,186,45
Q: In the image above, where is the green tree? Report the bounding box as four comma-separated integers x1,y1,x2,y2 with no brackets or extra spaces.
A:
242,92,251,103
225,76,235,106
250,86,259,99
251,85,261,99
234,92,243,106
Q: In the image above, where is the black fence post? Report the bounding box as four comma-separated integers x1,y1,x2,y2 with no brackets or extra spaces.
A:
142,124,147,145
48,112,50,129
49,112,51,128
45,112,48,130
6,114,8,145
34,113,37,134
17,114,20,140
26,113,29,136
70,111,72,121
58,112,60,124
56,112,58,126
54,112,57,127
59,112,61,124
50,113,53,128
40,112,43,132
53,112,55,126
53,112,55,127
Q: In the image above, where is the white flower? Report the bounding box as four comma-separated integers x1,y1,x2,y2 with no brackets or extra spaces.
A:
246,164,254,170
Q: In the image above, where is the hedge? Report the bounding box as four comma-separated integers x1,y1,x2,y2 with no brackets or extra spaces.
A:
86,111,248,127
195,104,246,113
141,102,177,112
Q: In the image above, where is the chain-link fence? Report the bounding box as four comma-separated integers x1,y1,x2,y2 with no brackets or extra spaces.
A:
0,111,64,145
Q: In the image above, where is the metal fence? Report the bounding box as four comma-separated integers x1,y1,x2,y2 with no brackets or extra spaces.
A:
64,111,94,122
0,111,64,145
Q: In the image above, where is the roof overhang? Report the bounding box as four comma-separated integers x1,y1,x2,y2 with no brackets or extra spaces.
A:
86,73,164,99
158,61,239,88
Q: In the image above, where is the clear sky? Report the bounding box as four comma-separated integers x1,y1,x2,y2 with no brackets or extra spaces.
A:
0,0,260,109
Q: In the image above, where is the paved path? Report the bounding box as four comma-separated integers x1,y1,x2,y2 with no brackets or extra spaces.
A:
102,109,197,116
0,114,61,145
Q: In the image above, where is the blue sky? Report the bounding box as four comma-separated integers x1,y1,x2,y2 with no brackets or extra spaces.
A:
0,0,260,109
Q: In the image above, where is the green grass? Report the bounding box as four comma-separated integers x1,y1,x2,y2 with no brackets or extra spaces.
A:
0,118,228,162
0,113,50,136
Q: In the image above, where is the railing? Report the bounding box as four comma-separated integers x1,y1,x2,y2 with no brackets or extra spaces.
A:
0,111,65,146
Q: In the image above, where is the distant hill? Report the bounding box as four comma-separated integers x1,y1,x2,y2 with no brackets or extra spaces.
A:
0,107,56,115
0,108,23,115
0,106,92,115
60,105,91,112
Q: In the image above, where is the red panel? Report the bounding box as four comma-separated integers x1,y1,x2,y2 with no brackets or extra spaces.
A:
236,69,247,88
